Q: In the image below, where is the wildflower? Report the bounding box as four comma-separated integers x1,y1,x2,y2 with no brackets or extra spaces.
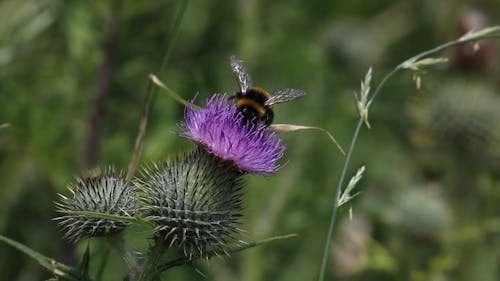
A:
180,94,286,175
138,94,288,258
55,168,136,242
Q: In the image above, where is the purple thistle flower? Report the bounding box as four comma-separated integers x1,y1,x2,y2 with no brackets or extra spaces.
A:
180,94,286,175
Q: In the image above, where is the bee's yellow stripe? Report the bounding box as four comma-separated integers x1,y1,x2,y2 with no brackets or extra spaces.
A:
236,99,267,117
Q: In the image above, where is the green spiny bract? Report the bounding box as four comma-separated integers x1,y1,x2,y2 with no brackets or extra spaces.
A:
138,148,244,258
55,168,136,242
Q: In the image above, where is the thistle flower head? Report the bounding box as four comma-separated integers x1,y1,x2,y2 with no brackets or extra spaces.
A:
395,187,452,239
55,168,136,242
138,148,244,258
409,80,500,147
180,94,286,175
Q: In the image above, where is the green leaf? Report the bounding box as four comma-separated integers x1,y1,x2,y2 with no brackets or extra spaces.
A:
59,210,154,228
226,233,298,255
0,234,90,281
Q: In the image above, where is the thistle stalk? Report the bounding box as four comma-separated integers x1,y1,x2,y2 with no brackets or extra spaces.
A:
107,234,141,280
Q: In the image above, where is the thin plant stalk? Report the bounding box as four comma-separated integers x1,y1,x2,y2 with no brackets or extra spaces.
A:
107,234,141,280
137,243,165,281
126,78,154,181
367,29,500,108
317,26,500,281
125,0,189,181
157,0,189,78
95,245,111,281
318,118,363,281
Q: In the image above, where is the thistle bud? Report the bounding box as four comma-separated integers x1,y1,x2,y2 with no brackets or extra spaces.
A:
138,148,244,258
55,168,136,242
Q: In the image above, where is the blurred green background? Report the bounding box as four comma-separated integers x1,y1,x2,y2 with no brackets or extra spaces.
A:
1,0,499,280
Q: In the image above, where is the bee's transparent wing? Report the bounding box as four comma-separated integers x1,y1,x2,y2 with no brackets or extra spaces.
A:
230,56,252,93
265,88,306,106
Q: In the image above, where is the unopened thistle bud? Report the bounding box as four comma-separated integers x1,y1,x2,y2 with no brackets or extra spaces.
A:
139,148,244,258
55,168,136,242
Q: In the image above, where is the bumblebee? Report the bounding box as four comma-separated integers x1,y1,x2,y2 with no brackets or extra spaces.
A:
230,56,306,126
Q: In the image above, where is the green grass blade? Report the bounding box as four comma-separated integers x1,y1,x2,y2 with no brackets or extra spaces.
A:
0,234,84,281
58,210,155,228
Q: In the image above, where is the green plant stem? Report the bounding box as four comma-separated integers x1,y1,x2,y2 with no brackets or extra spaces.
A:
107,234,141,280
60,210,155,228
317,26,500,281
95,245,111,281
125,0,189,181
157,0,188,78
126,78,154,181
138,242,165,281
318,118,364,281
